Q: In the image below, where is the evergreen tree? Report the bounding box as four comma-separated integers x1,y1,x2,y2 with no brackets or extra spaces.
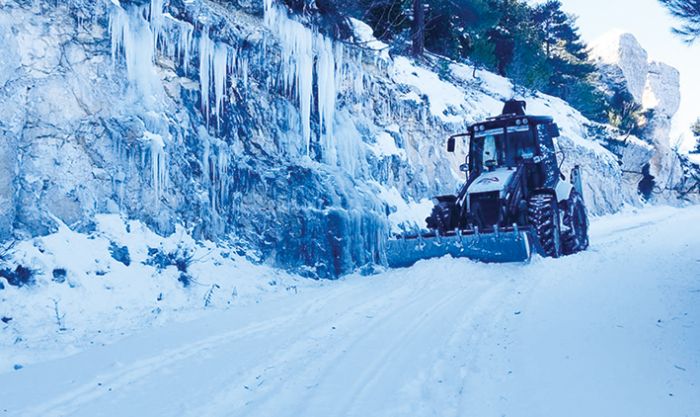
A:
531,0,569,59
606,83,644,135
412,0,425,55
355,0,411,45
659,0,700,43
531,1,607,121
488,0,549,88
691,118,700,153
488,25,515,76
422,0,497,59
346,0,610,123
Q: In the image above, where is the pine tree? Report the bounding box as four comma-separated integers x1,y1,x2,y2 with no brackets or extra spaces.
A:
412,0,425,55
355,0,410,42
531,1,607,122
532,0,568,59
607,83,644,135
345,0,610,122
488,0,549,87
659,0,700,43
422,0,497,59
691,118,700,153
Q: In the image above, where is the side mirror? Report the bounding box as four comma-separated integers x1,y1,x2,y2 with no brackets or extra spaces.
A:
447,137,456,153
548,123,561,138
557,149,566,176
459,163,469,173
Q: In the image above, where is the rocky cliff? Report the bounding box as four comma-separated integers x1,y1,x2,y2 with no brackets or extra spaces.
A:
0,0,683,276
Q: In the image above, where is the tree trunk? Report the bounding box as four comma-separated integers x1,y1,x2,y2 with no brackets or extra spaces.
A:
412,0,424,55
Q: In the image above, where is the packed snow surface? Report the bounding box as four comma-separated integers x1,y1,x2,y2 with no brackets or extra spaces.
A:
1,205,698,416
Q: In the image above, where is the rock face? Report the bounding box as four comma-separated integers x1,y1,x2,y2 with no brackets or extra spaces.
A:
0,0,670,276
591,31,685,200
590,32,650,103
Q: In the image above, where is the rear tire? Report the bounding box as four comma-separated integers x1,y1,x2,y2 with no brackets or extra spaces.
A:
562,190,589,255
528,193,562,258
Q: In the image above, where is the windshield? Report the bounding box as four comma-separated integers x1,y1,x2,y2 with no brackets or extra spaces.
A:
471,128,535,172
481,134,502,169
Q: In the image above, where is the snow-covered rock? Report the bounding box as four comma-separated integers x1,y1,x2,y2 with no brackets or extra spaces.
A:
0,0,678,277
590,31,650,103
590,31,689,201
591,31,681,128
644,62,681,119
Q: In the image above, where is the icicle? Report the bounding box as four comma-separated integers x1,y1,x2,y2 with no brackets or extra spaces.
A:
149,0,164,52
240,54,249,90
316,35,337,164
213,44,229,131
199,29,230,131
109,1,161,106
263,0,356,163
179,22,194,73
143,132,167,202
264,0,315,156
201,134,230,213
213,143,230,212
199,29,213,124
110,6,127,64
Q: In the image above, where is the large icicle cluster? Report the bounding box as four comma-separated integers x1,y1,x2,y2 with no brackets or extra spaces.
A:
109,0,241,131
108,0,247,207
198,30,231,131
263,0,344,162
109,3,161,106
109,0,367,192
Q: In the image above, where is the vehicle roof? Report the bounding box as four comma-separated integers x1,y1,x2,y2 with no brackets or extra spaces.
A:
469,114,554,131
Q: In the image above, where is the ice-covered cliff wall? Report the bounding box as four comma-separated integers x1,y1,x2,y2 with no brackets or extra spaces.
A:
0,0,659,276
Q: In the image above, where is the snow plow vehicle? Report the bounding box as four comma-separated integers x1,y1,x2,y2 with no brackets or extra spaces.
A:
386,100,589,268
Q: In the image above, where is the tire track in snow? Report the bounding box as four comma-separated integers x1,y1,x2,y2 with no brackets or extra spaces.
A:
18,280,401,417
19,315,293,417
328,285,472,417
233,273,500,417
183,273,446,417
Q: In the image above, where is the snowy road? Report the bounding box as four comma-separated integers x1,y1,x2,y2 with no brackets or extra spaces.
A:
1,206,699,417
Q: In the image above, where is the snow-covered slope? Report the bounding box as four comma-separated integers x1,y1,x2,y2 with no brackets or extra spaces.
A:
1,205,699,416
0,0,682,277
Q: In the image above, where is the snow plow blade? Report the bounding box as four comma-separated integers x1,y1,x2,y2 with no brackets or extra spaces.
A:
386,228,535,268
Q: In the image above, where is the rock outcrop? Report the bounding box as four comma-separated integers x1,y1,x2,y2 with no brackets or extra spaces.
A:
591,31,686,200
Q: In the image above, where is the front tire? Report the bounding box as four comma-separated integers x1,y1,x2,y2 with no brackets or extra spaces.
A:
426,196,459,233
528,193,562,258
562,190,589,255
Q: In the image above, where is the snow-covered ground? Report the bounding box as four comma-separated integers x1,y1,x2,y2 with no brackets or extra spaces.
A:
1,205,699,417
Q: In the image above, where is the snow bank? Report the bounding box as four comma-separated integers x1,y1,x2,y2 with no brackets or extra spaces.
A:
0,215,311,371
375,184,434,234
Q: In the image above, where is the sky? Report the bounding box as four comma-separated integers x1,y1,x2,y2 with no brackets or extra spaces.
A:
532,0,699,151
